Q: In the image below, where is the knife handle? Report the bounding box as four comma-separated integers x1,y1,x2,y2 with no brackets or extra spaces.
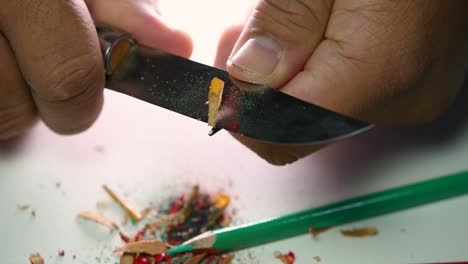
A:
96,27,135,76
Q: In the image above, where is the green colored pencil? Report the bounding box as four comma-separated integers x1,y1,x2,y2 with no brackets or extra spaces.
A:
168,170,468,256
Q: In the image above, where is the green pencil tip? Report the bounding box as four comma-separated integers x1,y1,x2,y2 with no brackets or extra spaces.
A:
167,244,195,256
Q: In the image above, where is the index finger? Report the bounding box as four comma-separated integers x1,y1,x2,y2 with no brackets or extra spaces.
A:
0,0,104,134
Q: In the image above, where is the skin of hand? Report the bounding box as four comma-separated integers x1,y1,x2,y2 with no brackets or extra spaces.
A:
215,0,468,165
0,0,192,140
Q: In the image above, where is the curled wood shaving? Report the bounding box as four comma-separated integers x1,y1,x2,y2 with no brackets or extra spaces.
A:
77,211,118,230
103,185,142,221
114,239,167,255
119,253,134,264
341,227,378,238
29,253,44,264
184,253,207,264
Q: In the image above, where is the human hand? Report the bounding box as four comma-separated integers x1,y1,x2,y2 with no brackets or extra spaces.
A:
215,0,468,165
0,0,191,140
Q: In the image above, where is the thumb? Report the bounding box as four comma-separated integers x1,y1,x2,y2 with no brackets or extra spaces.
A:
227,0,333,87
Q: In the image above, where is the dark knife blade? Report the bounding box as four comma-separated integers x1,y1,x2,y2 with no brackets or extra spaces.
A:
99,28,373,144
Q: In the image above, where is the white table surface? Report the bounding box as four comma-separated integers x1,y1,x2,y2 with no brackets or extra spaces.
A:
1,1,468,263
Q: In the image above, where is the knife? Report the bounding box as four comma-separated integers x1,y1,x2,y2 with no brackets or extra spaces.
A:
98,27,373,144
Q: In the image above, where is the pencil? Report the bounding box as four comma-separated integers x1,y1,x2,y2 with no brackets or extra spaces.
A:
168,170,468,255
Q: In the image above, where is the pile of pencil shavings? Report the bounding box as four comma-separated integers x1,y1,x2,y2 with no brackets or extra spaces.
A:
78,185,234,264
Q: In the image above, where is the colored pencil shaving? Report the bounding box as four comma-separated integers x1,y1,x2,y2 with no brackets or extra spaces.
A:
119,254,134,264
17,204,30,211
208,77,225,126
309,226,331,236
102,185,143,221
114,240,167,255
77,211,118,230
274,251,296,264
166,186,231,245
78,185,234,264
29,253,44,264
341,227,378,238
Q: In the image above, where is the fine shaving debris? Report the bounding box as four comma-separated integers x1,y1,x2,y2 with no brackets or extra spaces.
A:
207,77,225,126
77,211,118,230
17,204,37,218
102,185,142,221
274,251,296,264
29,253,44,264
309,226,331,237
341,227,378,238
114,239,167,255
96,201,112,209
17,204,30,211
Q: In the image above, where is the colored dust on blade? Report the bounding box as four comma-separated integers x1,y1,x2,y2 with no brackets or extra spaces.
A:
77,185,234,264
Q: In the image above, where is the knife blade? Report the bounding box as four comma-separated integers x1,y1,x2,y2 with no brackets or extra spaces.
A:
98,28,373,144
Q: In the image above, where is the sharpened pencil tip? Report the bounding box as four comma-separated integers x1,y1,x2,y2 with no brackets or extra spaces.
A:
167,244,195,256
208,126,222,136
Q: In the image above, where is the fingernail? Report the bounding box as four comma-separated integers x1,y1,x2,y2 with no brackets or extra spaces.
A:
229,37,281,84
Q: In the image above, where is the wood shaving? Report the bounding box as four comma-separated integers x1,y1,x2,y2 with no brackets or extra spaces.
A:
17,204,30,211
274,251,295,264
114,239,167,255
77,211,118,230
119,253,134,264
313,256,321,262
29,253,44,264
341,227,378,238
309,227,331,236
31,208,37,217
103,185,142,221
207,77,225,126
222,254,235,264
184,253,207,264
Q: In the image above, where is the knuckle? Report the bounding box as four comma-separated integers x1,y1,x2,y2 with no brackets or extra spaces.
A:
252,0,328,42
38,52,104,102
0,103,36,140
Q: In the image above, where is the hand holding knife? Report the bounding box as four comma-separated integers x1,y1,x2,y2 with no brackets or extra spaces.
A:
98,27,373,145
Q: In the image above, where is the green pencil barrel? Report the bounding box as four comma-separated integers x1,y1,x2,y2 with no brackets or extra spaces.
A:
213,170,468,252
